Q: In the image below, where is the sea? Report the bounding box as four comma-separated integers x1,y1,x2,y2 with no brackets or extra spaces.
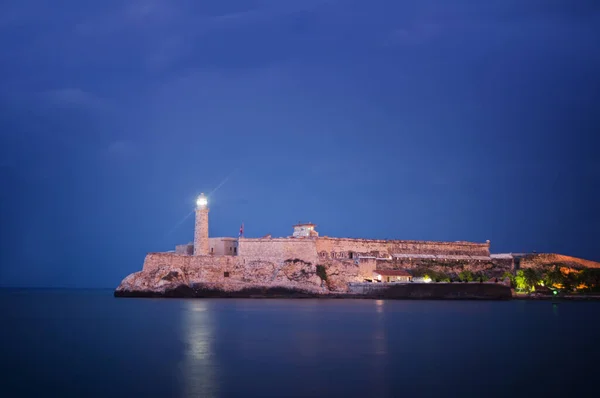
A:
1,289,598,398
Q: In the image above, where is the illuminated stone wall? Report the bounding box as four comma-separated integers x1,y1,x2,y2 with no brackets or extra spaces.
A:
237,238,319,263
315,237,490,260
358,257,377,279
208,238,238,256
143,252,192,271
134,252,325,293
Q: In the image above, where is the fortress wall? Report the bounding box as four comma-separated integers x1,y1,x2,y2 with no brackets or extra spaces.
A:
389,241,490,256
143,252,245,282
358,258,377,279
208,238,238,256
316,238,390,259
315,237,490,260
238,238,319,264
491,257,514,271
136,252,325,291
520,253,600,269
186,255,244,283
143,253,192,271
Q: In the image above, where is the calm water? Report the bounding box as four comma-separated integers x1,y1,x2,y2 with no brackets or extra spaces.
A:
1,290,599,398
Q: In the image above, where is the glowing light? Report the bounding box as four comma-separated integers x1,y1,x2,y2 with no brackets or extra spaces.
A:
196,193,208,208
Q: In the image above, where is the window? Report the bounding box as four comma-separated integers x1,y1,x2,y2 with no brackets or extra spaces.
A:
211,247,214,253
349,252,354,259
234,247,237,254
224,272,230,277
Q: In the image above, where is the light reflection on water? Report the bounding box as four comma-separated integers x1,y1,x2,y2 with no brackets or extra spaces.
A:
181,300,218,398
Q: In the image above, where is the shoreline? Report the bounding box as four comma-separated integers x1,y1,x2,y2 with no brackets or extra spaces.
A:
114,283,513,300
113,286,600,301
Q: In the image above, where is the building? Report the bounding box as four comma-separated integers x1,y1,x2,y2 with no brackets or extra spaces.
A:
208,238,238,256
372,269,412,283
411,276,432,283
292,223,319,238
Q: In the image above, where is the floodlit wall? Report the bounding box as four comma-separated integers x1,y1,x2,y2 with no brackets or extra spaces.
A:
238,238,319,263
315,237,490,260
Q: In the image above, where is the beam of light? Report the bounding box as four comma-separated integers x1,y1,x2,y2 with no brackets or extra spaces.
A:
164,210,195,238
164,167,240,238
207,167,239,197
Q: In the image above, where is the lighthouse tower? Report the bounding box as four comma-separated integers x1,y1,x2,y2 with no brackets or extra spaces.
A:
193,193,210,256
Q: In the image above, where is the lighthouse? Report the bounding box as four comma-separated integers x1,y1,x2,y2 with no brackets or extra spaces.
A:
193,193,210,256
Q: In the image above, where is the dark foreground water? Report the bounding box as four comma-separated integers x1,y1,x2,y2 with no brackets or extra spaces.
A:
1,290,599,398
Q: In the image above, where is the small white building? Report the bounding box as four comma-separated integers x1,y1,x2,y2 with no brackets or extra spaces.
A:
372,269,412,283
175,238,238,256
209,237,238,256
292,222,319,238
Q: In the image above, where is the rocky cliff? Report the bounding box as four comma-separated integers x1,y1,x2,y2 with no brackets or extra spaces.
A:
114,253,514,299
115,254,335,298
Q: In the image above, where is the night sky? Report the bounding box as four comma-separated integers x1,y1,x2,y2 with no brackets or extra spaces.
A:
1,0,599,288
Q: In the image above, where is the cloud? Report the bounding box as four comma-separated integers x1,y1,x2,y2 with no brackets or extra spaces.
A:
38,88,108,110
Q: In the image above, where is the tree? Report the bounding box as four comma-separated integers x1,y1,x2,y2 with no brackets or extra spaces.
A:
503,271,516,288
523,268,539,291
459,270,474,282
578,269,600,292
515,270,527,292
419,270,450,283
543,266,564,289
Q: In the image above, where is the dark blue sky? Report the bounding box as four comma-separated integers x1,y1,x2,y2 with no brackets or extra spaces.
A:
1,0,599,288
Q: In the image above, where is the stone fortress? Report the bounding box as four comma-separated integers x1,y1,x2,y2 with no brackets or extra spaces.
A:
115,193,600,297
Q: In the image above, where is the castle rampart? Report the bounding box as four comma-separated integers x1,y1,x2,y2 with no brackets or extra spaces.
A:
236,236,490,266
316,237,489,260
238,238,319,263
